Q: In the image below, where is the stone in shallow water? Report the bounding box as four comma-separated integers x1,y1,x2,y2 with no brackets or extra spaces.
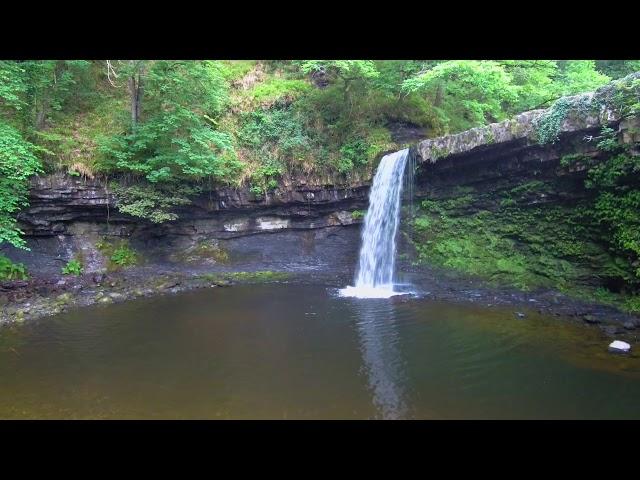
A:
608,340,631,353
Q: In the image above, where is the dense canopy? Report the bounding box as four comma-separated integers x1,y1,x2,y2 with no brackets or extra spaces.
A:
0,59,639,248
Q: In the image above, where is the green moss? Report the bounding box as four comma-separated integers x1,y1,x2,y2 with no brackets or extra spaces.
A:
172,240,230,265
407,193,638,303
413,216,431,231
430,145,449,161
197,270,290,284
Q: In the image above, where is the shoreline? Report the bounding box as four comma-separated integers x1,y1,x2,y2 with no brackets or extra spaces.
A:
1,263,639,345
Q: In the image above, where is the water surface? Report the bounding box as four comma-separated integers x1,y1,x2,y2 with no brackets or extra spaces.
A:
1,283,639,419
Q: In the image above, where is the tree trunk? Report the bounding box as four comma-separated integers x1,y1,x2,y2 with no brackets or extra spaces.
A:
128,61,143,127
129,75,139,126
434,82,444,107
35,98,47,130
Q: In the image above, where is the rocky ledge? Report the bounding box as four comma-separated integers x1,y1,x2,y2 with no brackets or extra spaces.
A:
412,72,640,165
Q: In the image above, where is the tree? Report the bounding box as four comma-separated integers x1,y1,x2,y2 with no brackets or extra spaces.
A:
498,60,559,111
99,60,243,222
595,60,640,80
0,120,42,248
402,60,519,131
556,60,610,96
105,60,146,127
299,60,379,104
20,60,92,130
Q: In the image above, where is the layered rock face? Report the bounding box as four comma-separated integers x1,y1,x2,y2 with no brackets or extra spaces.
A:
5,73,640,281
3,174,369,274
401,73,640,302
410,72,640,198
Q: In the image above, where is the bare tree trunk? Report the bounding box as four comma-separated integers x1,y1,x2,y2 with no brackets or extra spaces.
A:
129,75,139,126
434,82,444,107
128,61,143,127
35,97,47,130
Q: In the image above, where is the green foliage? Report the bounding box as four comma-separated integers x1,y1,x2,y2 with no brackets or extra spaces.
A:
99,60,242,184
596,61,640,79
338,138,371,173
62,259,83,276
534,95,594,144
0,61,28,111
238,106,311,161
0,59,637,247
220,60,257,81
413,216,431,230
96,238,139,270
250,78,310,104
110,181,200,223
0,254,28,281
351,210,366,220
0,120,43,248
412,180,636,289
402,61,519,131
111,245,138,267
560,153,589,168
556,61,610,96
248,157,283,195
595,126,619,152
626,296,640,313
510,180,548,195
498,60,559,111
584,134,640,280
300,61,379,84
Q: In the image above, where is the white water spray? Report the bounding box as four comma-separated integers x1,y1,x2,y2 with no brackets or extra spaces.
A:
340,149,409,299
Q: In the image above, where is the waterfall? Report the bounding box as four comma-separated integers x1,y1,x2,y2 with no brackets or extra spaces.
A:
340,149,410,299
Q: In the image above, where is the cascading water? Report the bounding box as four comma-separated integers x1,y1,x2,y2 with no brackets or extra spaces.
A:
340,149,410,299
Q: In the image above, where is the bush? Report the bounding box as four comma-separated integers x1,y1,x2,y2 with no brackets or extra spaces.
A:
250,78,310,104
110,245,138,268
96,238,139,270
351,210,366,220
61,259,83,276
0,254,28,280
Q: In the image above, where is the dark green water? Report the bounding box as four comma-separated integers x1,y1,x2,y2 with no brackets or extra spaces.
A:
1,283,639,419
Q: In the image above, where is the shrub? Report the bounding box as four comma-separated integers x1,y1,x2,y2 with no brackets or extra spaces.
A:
110,245,138,268
250,78,311,104
0,254,28,280
96,238,139,270
351,210,366,220
62,259,83,276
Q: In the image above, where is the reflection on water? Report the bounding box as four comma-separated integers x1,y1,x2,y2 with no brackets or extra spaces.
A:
1,283,640,419
350,299,408,419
